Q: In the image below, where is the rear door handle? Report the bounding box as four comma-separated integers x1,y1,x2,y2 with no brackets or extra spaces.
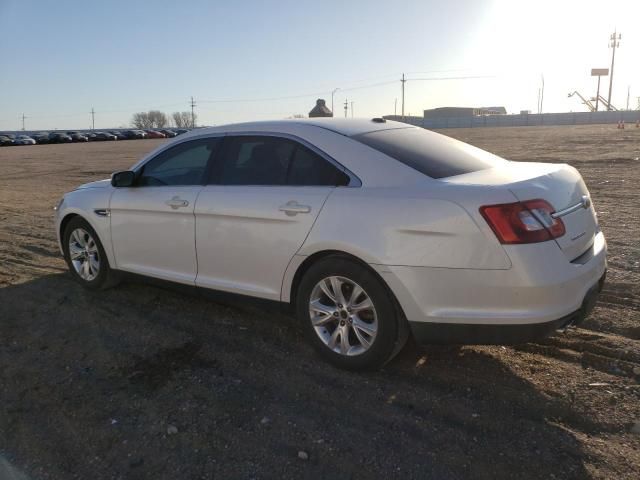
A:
165,196,190,209
279,200,311,216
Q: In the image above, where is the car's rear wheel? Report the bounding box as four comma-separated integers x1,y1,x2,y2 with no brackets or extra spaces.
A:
62,217,118,290
296,257,402,370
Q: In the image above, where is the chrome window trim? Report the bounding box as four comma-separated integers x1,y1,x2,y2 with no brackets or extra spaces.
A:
131,131,362,188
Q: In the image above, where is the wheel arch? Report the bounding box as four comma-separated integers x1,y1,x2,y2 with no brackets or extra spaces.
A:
286,249,412,354
59,212,80,241
58,210,116,269
287,250,408,322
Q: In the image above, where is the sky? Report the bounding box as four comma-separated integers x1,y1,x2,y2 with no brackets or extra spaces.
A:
1,0,639,131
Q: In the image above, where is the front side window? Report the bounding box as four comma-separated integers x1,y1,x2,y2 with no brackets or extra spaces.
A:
138,138,221,186
212,136,349,186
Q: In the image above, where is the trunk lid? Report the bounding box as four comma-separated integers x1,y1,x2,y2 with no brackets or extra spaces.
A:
444,162,598,260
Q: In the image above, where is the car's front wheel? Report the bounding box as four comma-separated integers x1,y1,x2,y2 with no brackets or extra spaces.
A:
62,217,118,290
296,257,404,370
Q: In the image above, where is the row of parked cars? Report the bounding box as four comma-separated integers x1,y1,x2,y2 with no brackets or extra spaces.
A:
0,128,191,146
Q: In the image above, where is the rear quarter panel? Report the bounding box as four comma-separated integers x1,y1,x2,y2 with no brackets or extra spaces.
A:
298,185,514,269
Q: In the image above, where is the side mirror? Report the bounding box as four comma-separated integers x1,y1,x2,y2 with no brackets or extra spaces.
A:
111,170,136,188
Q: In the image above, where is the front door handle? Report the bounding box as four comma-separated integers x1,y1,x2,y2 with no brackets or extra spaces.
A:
279,200,311,216
165,196,190,209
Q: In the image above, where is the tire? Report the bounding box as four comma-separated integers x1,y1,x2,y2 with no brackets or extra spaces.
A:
62,216,119,290
296,256,402,370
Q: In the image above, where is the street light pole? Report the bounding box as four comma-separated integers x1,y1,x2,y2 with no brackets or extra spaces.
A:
331,88,339,116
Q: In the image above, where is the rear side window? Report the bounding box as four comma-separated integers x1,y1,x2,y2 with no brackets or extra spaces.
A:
216,136,294,185
288,145,349,186
212,136,349,186
353,127,506,179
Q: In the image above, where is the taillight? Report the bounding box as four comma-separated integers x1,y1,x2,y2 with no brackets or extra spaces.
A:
480,199,565,244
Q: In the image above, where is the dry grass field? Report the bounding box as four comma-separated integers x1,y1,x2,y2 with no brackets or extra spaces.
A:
0,125,638,479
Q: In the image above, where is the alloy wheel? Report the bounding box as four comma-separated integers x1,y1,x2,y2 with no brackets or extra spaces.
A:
68,228,100,281
309,276,378,356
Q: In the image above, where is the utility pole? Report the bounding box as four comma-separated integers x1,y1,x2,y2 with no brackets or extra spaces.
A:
90,108,95,130
350,101,354,118
394,98,397,116
21,113,26,131
626,85,630,110
331,88,339,116
344,99,348,118
190,96,197,128
607,30,621,111
401,73,406,120
540,75,545,114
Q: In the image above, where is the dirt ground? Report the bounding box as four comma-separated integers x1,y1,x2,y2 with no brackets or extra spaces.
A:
0,125,638,480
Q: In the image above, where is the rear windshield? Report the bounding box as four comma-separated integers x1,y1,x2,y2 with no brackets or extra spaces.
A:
353,127,506,179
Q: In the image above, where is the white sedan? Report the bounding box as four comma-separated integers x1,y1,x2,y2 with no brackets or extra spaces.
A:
54,118,607,369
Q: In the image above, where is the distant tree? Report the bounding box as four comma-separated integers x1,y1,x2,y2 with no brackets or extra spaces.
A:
172,111,196,128
131,110,169,129
131,112,151,129
148,110,168,128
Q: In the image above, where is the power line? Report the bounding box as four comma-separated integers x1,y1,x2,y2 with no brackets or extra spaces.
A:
401,74,493,119
199,90,331,104
198,79,400,105
407,75,494,82
10,71,495,128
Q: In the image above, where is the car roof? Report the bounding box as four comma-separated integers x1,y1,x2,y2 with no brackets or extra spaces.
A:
184,118,412,138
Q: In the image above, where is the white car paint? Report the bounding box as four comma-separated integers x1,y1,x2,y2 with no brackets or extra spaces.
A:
195,185,333,300
55,118,606,343
110,185,202,284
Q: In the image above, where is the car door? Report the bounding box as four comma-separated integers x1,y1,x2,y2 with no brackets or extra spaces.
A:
110,137,222,284
194,134,350,300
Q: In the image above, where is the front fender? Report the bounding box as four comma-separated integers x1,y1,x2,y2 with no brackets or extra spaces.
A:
55,188,115,268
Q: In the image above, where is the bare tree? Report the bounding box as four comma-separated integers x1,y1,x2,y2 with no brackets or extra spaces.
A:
131,111,169,129
172,111,196,128
148,110,168,128
131,112,152,129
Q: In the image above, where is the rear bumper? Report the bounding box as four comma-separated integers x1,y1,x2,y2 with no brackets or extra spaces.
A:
409,271,605,344
375,231,607,343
